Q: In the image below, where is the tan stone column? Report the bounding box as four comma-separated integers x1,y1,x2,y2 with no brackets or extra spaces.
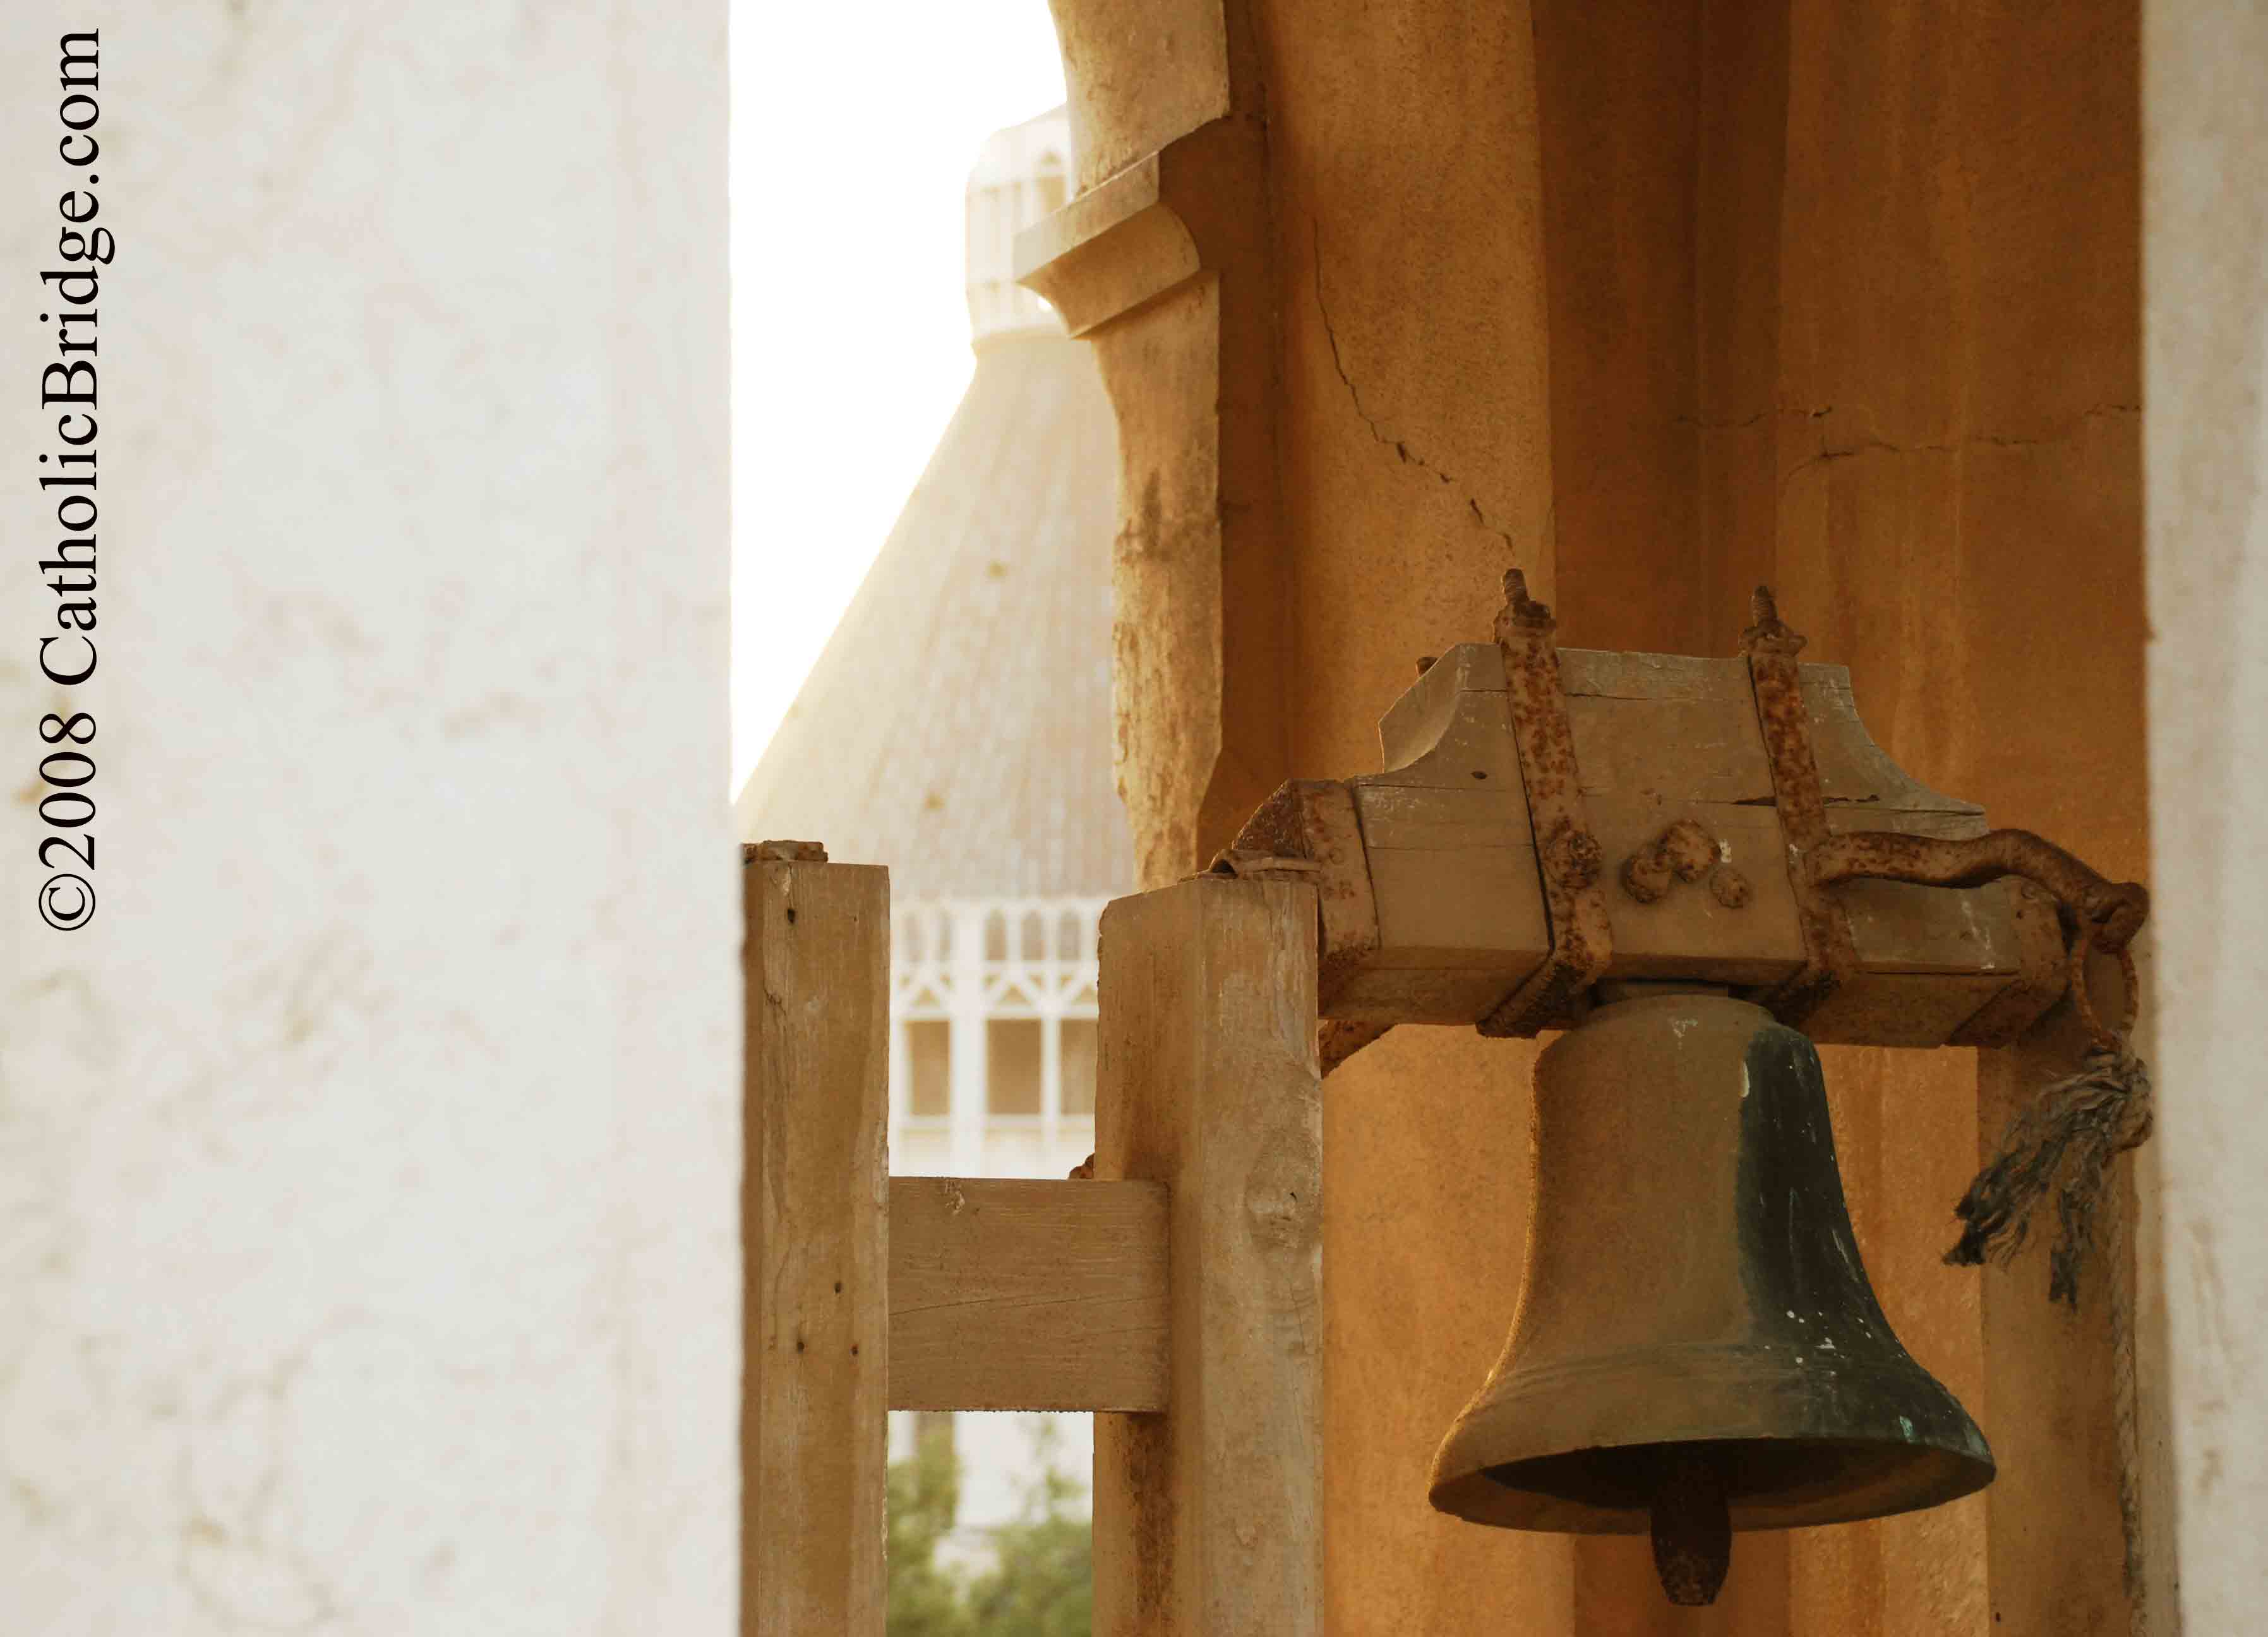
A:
1021,1,1289,890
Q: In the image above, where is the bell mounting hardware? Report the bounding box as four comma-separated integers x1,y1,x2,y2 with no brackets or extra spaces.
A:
1217,574,2147,1070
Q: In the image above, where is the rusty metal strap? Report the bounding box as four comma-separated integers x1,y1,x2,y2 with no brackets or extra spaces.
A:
1216,779,1391,1076
1740,587,1857,1028
1809,826,2150,1050
1807,828,2149,950
1743,584,2154,1043
1479,570,1612,1038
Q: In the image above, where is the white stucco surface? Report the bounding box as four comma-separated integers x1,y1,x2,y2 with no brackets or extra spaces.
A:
0,8,735,1634
2145,3,2268,1628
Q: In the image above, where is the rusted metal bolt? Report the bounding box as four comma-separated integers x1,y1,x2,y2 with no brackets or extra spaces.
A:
1708,863,1752,909
1551,827,1605,890
1623,856,1672,904
1622,818,1719,903
1500,568,1557,634
1742,585,1808,657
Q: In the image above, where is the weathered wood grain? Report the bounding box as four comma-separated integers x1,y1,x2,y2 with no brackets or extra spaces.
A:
743,859,889,1637
1095,876,1323,1637
1323,639,2046,1040
889,1176,1169,1412
1976,950,2143,1636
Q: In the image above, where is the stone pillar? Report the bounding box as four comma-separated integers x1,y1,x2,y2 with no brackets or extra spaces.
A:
0,9,733,1633
2144,3,2268,1628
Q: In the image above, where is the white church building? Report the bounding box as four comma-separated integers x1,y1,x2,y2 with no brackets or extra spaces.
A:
734,104,1122,1565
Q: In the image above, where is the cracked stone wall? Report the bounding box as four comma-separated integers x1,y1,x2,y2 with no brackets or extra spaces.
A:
0,8,735,1634
1048,0,2156,1631
1263,6,2151,1629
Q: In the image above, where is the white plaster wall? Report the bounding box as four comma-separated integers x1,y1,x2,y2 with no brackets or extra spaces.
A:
0,8,735,1634
2145,4,2268,1628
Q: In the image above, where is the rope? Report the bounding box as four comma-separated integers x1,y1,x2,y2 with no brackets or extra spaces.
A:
1944,923,2152,1307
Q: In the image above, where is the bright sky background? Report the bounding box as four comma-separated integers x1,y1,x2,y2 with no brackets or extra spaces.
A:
729,1,1069,791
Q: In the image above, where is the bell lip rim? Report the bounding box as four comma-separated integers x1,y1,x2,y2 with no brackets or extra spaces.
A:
1426,1436,1996,1535
1431,1342,1995,1463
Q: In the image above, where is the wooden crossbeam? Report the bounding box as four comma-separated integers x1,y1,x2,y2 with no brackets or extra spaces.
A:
743,866,1323,1635
889,1176,1169,1412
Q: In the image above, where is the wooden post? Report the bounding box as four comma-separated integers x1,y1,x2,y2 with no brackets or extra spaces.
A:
1094,876,1324,1636
1976,949,2144,1633
743,854,889,1636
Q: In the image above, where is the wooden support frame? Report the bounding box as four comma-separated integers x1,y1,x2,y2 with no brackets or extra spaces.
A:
1094,876,1324,1636
743,856,890,1636
889,1175,1169,1412
744,829,2128,1636
744,866,1323,1635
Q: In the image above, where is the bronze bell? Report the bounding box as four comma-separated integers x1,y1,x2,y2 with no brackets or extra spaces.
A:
1429,992,1994,1605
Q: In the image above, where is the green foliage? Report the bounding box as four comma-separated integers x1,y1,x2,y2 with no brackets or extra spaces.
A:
887,1422,1091,1637
887,1428,973,1637
963,1457,1093,1637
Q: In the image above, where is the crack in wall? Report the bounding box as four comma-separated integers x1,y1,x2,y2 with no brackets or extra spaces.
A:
1673,411,1770,431
1677,406,1836,431
1310,225,1517,551
1308,231,2139,541
1779,403,2141,495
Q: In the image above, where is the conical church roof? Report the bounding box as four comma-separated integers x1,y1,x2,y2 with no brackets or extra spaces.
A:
735,113,1129,901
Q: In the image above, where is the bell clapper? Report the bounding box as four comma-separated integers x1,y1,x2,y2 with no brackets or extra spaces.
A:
1650,1451,1731,1607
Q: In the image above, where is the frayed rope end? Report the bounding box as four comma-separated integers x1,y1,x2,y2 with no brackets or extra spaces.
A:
1943,1046,2152,1308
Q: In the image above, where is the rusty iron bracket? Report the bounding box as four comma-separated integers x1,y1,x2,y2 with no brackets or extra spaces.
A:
1216,779,1390,1076
1191,580,2145,1076
1808,827,2149,1050
1946,879,2071,1048
1478,570,1614,1037
1740,587,1861,1028
1215,778,1381,999
1808,829,2148,951
1741,583,2151,1039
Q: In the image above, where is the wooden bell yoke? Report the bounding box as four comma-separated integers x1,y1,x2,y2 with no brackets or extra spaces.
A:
740,579,2145,1634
